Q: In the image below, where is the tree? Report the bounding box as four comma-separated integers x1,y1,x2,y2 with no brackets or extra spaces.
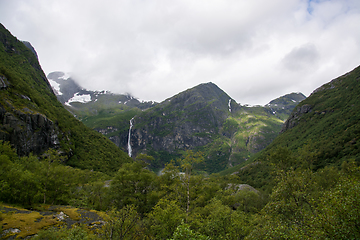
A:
169,222,210,240
147,198,185,239
102,205,142,240
179,150,204,218
38,149,70,205
195,198,252,240
110,161,159,215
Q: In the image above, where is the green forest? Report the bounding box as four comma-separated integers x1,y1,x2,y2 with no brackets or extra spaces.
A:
1,141,360,239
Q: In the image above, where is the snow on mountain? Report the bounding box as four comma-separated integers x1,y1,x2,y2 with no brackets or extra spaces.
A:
65,93,92,106
48,79,63,95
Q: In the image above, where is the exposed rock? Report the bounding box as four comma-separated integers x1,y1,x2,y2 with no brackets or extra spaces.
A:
0,103,62,156
0,75,9,89
2,228,21,235
226,183,259,194
54,211,68,221
281,104,312,133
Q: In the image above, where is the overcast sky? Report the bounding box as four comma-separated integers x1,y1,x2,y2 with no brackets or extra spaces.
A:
1,0,359,105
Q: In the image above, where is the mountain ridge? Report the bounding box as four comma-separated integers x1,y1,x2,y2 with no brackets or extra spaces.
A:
224,64,360,190
48,72,305,173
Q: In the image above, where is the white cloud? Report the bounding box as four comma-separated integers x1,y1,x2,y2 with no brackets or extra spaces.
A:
0,0,359,105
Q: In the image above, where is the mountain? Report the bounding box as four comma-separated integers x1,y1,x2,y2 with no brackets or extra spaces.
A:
265,92,306,121
276,65,360,168
47,71,157,116
0,23,131,174
122,84,306,173
229,64,360,190
50,74,305,173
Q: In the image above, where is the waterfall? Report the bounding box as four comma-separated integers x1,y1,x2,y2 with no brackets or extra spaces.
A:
228,99,232,112
127,117,134,157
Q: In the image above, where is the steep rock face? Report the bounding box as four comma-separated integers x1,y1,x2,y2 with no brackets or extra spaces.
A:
123,82,232,156
0,104,61,156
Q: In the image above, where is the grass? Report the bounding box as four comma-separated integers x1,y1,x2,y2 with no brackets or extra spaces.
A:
0,204,59,239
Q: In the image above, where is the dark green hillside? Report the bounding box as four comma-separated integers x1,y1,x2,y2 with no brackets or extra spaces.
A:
273,65,360,168
229,65,360,191
0,23,131,174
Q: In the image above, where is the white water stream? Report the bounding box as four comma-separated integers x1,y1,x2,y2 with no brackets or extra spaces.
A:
228,99,232,112
127,117,134,157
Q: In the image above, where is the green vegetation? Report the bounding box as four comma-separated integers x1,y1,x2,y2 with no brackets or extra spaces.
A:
3,138,359,239
271,66,360,169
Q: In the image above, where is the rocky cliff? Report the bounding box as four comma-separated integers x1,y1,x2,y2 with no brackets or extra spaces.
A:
280,104,312,133
123,82,233,156
0,101,61,156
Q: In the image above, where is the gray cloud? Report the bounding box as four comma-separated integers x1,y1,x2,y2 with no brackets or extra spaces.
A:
282,43,320,72
0,0,360,105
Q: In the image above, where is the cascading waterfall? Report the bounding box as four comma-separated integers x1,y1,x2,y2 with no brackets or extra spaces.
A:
228,99,232,112
127,117,134,157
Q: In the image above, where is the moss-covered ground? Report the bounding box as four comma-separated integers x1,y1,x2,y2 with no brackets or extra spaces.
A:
0,203,106,239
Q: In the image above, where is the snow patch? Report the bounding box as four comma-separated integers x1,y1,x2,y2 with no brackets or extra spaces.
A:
48,79,63,95
292,99,297,102
65,93,91,106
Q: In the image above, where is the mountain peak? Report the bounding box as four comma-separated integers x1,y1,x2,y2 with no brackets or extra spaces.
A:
166,82,231,109
265,92,306,121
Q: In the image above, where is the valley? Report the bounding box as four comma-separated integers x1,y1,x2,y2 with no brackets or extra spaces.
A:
1,23,360,239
